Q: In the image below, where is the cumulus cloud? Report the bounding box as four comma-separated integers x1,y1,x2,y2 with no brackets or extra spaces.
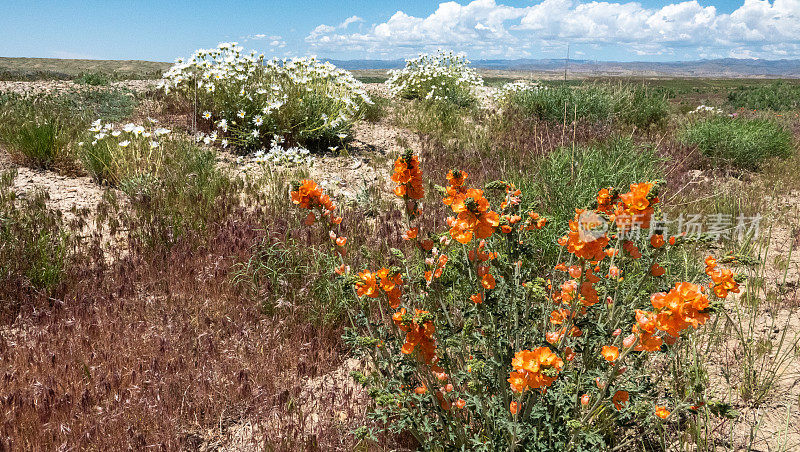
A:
305,0,800,59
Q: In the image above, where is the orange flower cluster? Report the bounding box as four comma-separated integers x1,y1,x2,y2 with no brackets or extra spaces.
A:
392,151,424,200
500,181,521,211
705,256,740,298
615,182,658,230
424,254,448,285
551,266,601,307
523,211,547,231
356,268,404,308
446,188,499,244
508,347,564,392
650,282,710,337
559,209,609,261
291,179,342,226
630,309,663,352
393,308,436,364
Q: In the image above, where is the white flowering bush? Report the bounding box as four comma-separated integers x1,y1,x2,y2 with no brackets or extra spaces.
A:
386,51,483,106
688,104,724,116
160,42,372,154
80,118,172,186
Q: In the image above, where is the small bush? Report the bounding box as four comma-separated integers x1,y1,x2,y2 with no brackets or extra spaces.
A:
499,83,669,128
289,154,735,450
613,87,670,129
727,82,800,111
80,119,173,186
386,51,483,107
361,95,389,123
161,42,372,153
0,96,83,168
74,71,110,86
680,116,793,169
500,84,615,123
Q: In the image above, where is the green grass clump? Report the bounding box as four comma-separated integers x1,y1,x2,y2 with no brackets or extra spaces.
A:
503,84,669,127
0,171,71,317
614,87,671,128
0,96,84,169
505,85,615,122
680,116,793,169
727,82,800,111
74,72,110,86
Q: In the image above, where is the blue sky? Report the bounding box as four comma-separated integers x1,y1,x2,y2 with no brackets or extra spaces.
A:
3,0,799,62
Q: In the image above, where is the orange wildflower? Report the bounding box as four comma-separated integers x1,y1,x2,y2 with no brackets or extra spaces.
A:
650,263,665,277
448,189,499,244
705,256,740,298
356,270,380,298
563,210,609,261
396,309,437,365
455,398,467,409
655,405,670,419
651,282,710,337
612,390,629,410
596,187,614,213
581,394,590,406
510,401,519,414
616,182,657,230
291,179,335,212
402,227,419,240
391,151,424,200
650,234,665,248
601,345,619,363
470,293,483,304
508,347,564,392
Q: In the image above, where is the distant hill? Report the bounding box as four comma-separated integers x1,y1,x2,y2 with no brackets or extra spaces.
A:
0,57,171,80
327,58,800,78
2,56,799,80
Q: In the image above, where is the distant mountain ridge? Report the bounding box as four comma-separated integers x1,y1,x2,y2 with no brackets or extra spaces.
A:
327,58,800,78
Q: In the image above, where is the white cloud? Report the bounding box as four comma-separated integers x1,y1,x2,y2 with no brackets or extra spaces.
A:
339,15,364,29
242,34,286,48
305,0,800,59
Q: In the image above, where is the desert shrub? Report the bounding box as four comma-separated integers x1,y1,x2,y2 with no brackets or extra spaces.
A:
0,95,84,168
0,170,71,318
119,139,233,250
74,71,110,86
160,42,372,153
499,83,669,128
79,119,173,185
362,95,389,123
727,82,800,111
500,84,615,123
679,116,793,169
289,153,736,450
613,87,670,129
386,51,483,107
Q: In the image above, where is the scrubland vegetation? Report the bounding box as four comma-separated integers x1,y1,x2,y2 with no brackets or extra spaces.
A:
0,47,799,451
